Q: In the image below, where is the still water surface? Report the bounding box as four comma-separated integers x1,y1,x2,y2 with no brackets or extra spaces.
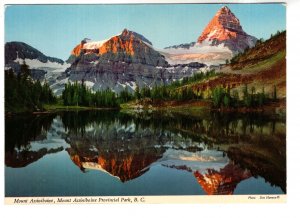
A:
5,110,286,196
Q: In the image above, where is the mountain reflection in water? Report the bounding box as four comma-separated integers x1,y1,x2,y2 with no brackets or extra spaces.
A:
5,110,286,196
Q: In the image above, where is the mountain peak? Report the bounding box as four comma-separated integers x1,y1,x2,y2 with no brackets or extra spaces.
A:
197,6,242,44
119,28,153,45
5,41,64,65
69,28,166,67
121,28,129,35
219,5,230,13
71,29,154,57
197,6,256,53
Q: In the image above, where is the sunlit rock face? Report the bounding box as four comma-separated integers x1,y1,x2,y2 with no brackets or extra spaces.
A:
67,28,168,89
63,28,206,94
194,162,251,195
70,29,167,67
163,6,257,65
197,6,257,54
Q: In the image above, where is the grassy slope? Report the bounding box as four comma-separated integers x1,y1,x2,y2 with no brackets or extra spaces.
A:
123,31,286,113
188,31,286,99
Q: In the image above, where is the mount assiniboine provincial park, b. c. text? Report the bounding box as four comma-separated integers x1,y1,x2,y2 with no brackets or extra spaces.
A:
4,4,286,203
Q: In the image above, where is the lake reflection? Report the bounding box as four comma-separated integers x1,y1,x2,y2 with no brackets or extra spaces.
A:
5,110,286,196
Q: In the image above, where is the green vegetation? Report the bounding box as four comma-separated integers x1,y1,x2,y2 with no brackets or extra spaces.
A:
5,60,280,113
5,61,56,113
59,69,276,111
131,70,218,101
118,87,134,103
62,81,118,108
59,70,218,110
211,84,277,109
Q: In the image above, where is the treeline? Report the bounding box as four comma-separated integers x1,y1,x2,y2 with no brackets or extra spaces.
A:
5,62,56,113
123,83,198,101
62,71,217,107
5,62,278,112
211,85,278,109
136,85,198,101
269,30,286,40
132,70,218,101
62,81,118,107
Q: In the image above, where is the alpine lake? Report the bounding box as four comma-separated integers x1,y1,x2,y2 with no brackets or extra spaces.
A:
5,109,286,196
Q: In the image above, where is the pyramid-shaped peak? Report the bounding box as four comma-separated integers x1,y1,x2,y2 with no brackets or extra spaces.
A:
219,6,231,13
215,6,239,22
121,28,129,35
215,6,241,29
197,5,257,53
197,6,243,43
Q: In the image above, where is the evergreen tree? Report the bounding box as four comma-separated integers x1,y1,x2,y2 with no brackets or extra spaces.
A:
223,94,230,107
212,87,225,108
20,61,31,81
134,85,141,100
5,68,56,112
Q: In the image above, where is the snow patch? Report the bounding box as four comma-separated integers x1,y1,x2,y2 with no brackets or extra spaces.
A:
117,82,126,88
84,81,95,88
14,58,69,72
125,81,137,90
155,148,229,173
83,40,109,50
163,42,231,55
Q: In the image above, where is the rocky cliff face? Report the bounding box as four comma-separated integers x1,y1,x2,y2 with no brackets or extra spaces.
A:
69,29,167,66
4,32,207,95
59,29,206,94
197,6,257,54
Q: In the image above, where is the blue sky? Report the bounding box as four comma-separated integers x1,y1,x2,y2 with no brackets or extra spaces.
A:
5,4,286,60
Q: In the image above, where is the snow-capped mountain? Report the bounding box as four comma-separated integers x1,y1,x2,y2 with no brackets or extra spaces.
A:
163,6,257,65
5,42,70,81
197,6,257,53
5,33,206,95
68,28,168,67
56,28,206,94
